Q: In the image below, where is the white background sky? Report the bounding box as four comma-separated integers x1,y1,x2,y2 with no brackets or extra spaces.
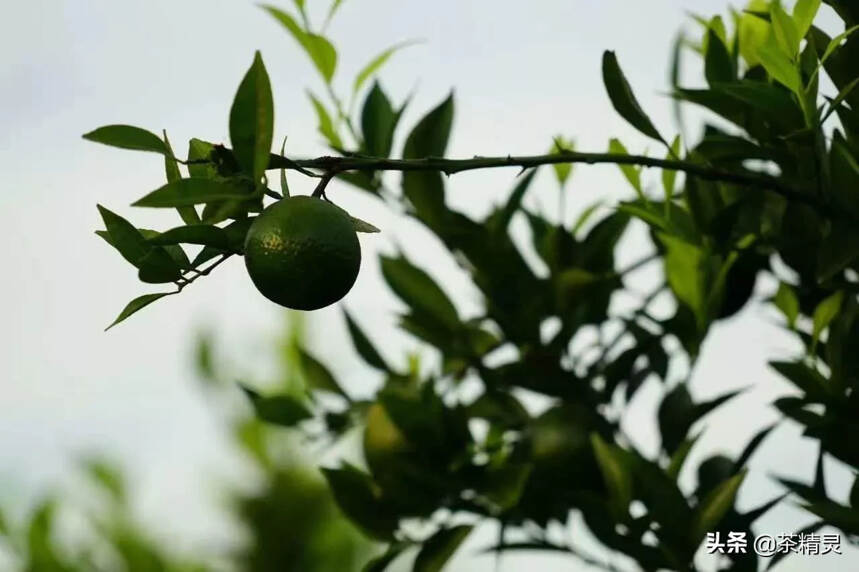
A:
0,0,856,570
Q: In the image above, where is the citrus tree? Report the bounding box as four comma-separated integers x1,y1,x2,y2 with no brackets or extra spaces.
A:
84,0,859,570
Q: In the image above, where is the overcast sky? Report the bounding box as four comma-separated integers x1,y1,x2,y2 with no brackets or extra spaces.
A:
0,0,855,570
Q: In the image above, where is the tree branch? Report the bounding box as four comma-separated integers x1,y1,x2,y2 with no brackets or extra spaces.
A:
266,151,811,204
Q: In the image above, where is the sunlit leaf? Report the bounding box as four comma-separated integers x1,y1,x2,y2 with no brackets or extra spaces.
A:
812,291,844,351
773,282,799,328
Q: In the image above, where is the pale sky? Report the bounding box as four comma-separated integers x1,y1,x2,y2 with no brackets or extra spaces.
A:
0,0,855,570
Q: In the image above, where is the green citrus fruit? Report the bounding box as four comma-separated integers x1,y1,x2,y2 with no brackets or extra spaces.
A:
244,196,361,310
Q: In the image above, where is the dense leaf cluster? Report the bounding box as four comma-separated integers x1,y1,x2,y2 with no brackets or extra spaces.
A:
83,0,859,570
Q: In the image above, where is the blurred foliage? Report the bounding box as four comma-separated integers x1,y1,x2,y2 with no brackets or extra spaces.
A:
79,0,859,570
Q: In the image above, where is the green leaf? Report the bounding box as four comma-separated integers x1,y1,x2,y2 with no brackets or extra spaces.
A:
82,125,168,155
136,248,182,283
667,433,700,480
601,51,664,143
692,470,747,542
705,25,734,85
230,51,274,182
851,475,859,508
591,433,633,517
147,224,233,250
773,282,800,328
344,310,389,371
550,136,574,187
402,93,454,228
380,255,459,330
812,291,844,351
133,178,251,208
353,41,418,95
361,82,397,157
608,138,643,195
298,347,348,398
322,465,398,540
757,33,802,93
279,136,290,197
662,135,682,204
362,544,407,572
793,0,822,39
413,525,473,572
97,205,152,266
187,138,217,179
351,216,380,233
492,169,538,233
771,2,801,56
661,234,708,327
106,292,173,330
241,385,312,427
82,459,125,501
163,131,201,225
308,91,344,149
262,6,337,82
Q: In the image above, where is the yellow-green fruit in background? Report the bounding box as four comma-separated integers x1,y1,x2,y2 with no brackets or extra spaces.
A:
244,196,361,310
363,402,411,471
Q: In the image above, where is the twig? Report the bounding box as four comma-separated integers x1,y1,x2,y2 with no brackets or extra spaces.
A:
266,151,810,205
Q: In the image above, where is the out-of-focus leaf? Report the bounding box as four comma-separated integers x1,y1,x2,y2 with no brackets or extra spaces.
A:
106,292,173,330
662,135,682,204
83,459,125,501
608,138,643,195
262,6,338,82
402,93,454,229
380,255,459,330
83,125,168,155
351,216,380,233
770,361,829,401
353,41,418,95
322,465,399,540
773,282,800,328
591,433,632,518
308,90,344,149
757,33,802,93
298,347,349,399
550,136,574,187
812,291,844,351
361,82,397,157
344,310,389,371
794,0,822,39
667,433,700,479
705,25,734,85
734,423,777,471
692,470,747,542
602,51,664,143
413,525,473,572
241,385,312,427
661,234,708,327
771,2,801,56
230,51,274,182
363,543,407,572
133,178,250,208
